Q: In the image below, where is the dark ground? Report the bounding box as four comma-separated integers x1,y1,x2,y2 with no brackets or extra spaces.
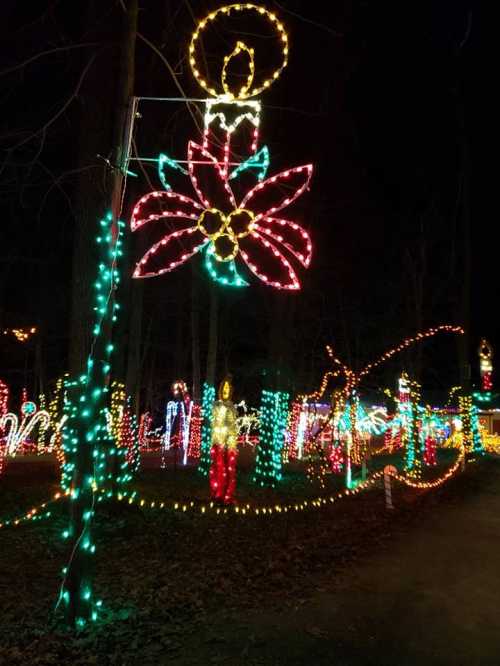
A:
0,452,499,665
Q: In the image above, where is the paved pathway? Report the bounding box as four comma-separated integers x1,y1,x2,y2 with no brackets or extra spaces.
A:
180,459,500,665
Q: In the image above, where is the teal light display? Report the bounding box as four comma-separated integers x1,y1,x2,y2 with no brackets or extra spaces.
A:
127,400,141,473
470,404,484,454
198,382,216,477
253,389,289,488
204,244,249,287
229,145,270,182
57,213,130,628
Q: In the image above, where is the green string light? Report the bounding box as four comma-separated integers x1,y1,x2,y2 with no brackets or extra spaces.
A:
198,383,216,477
253,389,289,488
204,244,249,287
229,145,270,182
57,212,131,628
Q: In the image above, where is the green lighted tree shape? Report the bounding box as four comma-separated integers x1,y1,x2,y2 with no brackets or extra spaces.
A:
56,213,133,628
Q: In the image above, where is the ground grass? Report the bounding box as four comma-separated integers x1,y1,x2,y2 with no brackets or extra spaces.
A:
0,447,485,665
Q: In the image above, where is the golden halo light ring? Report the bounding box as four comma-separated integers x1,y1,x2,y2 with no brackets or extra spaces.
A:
228,208,255,238
189,4,289,100
197,208,227,239
212,232,239,262
197,208,256,240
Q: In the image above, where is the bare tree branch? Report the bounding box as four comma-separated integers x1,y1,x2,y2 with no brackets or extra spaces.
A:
273,1,344,38
0,42,100,78
136,31,203,134
5,52,100,150
458,11,472,50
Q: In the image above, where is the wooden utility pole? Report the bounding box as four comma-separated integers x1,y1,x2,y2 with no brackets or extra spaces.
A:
206,282,218,387
64,0,138,628
456,25,471,395
191,265,201,402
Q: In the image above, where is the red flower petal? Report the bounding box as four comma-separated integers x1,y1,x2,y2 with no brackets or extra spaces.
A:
239,231,301,290
240,164,313,220
131,191,202,231
255,217,312,267
133,227,207,278
188,141,236,212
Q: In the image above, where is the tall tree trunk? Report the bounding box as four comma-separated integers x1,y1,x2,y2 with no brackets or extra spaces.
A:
456,58,470,393
205,282,218,386
267,294,286,392
126,277,143,415
191,266,201,402
174,274,185,378
64,0,138,628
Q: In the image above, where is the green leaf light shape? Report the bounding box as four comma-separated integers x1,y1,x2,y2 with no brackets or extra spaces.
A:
229,146,270,183
158,153,188,191
204,244,248,287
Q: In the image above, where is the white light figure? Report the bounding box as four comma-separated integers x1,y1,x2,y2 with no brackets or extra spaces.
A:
296,409,308,460
235,400,260,444
360,407,388,436
1,401,50,457
163,380,192,467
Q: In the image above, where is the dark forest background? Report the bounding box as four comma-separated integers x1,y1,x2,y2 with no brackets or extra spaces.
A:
0,1,483,418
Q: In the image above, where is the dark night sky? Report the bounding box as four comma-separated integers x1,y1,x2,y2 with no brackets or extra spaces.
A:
0,1,484,410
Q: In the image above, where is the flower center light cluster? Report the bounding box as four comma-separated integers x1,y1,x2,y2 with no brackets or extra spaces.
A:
130,3,314,290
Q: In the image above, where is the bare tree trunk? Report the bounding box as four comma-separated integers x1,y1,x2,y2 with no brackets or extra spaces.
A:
267,293,286,392
456,52,471,393
191,266,201,402
65,0,138,628
126,277,143,414
35,334,44,397
174,275,185,378
205,282,218,386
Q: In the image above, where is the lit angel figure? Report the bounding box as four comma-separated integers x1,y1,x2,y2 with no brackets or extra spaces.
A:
210,377,238,504
131,4,313,290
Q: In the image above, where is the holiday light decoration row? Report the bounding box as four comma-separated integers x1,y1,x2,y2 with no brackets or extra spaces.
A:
0,375,141,474
293,326,466,474
286,399,388,464
0,380,483,473
0,336,492,500
0,383,252,470
0,383,481,486
0,490,69,529
1,445,470,529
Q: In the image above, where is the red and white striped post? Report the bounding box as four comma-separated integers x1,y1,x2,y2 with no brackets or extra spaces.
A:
383,465,397,510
